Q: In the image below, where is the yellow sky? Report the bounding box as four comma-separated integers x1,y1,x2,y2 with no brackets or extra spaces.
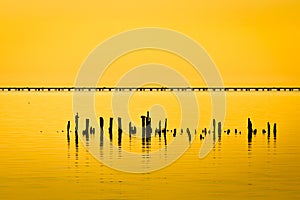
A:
0,0,299,86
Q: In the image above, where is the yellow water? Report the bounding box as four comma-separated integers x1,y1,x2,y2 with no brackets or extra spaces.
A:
0,92,299,199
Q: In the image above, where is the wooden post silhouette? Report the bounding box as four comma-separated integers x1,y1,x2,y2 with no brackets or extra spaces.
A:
146,111,152,142
200,134,204,140
253,129,257,135
85,119,90,134
75,129,78,146
74,113,79,146
267,122,271,141
213,119,216,133
226,129,230,135
212,119,216,142
82,118,90,143
158,120,162,137
273,123,277,140
100,117,104,147
163,118,167,145
109,117,113,142
218,122,222,140
118,117,122,146
141,116,146,141
173,129,176,137
186,128,191,143
247,118,253,142
75,113,79,132
67,121,70,142
129,122,132,139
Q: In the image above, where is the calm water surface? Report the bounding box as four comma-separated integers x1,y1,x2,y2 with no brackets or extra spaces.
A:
0,92,299,200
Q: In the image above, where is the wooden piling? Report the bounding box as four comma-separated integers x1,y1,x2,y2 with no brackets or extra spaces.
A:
267,122,271,140
186,128,191,143
85,118,90,135
213,119,216,133
218,122,222,139
158,120,162,137
118,117,122,146
100,117,104,147
146,111,152,141
273,123,277,140
67,121,70,142
129,122,132,138
227,129,230,135
248,118,253,142
173,129,176,137
109,117,113,141
163,118,167,145
141,116,146,141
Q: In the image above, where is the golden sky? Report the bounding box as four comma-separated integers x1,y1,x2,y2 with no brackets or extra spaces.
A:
0,0,299,86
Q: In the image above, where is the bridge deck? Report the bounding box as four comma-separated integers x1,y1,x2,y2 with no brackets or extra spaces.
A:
0,87,299,92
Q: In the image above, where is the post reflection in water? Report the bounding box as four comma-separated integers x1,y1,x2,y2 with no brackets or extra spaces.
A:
65,110,279,178
68,112,278,163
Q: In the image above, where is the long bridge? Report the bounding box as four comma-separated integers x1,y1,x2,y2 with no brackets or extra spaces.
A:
0,87,299,92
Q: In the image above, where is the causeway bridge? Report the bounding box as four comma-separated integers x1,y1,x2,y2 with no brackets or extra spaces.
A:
0,87,299,92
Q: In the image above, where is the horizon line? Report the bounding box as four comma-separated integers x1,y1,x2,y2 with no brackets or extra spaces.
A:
0,86,299,92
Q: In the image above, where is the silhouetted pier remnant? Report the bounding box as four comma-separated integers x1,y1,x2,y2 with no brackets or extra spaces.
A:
67,121,70,143
75,131,79,147
129,122,132,138
75,113,79,132
181,128,183,135
118,117,122,146
173,129,177,137
109,117,113,142
267,122,271,141
202,128,207,136
82,118,90,143
262,129,266,134
90,127,95,134
218,122,222,140
213,119,216,133
273,123,277,140
100,117,104,129
163,119,167,145
186,128,191,143
226,129,230,135
82,118,90,135
141,116,146,144
100,117,104,147
235,129,238,134
248,118,253,142
133,126,137,135
157,120,162,137
74,114,79,146
145,111,152,142
128,122,137,137
213,119,216,142
200,134,204,140
253,129,257,135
